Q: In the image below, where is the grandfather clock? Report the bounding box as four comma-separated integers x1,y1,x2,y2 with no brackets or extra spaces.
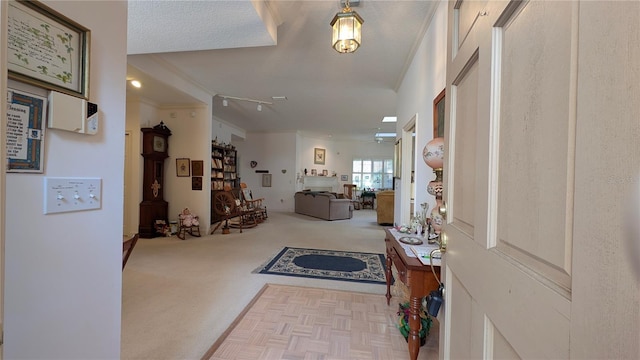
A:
139,122,171,238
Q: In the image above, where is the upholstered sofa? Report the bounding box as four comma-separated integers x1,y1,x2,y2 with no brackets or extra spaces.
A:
294,191,353,220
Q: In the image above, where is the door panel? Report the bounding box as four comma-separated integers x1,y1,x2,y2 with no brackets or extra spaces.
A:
447,273,472,359
492,324,520,360
496,0,575,292
442,0,572,358
451,55,478,235
456,0,486,51
443,1,640,359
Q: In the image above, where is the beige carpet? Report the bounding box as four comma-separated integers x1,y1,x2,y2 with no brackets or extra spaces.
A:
121,210,438,359
202,284,438,360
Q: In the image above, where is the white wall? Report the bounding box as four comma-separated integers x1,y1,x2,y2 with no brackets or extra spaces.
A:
298,136,393,189
160,105,211,225
3,1,127,357
235,132,393,212
212,116,246,145
234,132,298,211
395,0,448,225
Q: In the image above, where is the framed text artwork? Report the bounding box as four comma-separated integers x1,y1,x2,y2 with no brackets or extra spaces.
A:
314,147,326,165
7,0,91,99
6,88,46,173
176,158,190,177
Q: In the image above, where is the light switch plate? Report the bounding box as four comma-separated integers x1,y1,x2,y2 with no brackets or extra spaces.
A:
44,177,102,214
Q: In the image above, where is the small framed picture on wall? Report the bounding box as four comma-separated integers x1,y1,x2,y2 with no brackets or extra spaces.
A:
192,176,202,190
314,147,326,165
176,158,190,177
191,160,204,176
262,173,272,187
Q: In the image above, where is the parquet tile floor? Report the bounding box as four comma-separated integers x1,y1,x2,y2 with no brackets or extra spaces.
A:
203,284,438,360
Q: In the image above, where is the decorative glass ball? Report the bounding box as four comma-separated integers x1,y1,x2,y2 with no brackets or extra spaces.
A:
430,206,444,234
423,137,444,169
427,180,443,197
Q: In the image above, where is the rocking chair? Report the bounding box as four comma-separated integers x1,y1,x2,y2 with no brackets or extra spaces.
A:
240,182,268,222
177,208,201,240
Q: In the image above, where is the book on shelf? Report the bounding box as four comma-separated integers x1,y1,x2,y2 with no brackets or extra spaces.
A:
212,158,223,168
211,180,224,190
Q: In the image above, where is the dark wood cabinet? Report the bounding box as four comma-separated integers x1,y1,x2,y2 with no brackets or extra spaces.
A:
139,124,171,238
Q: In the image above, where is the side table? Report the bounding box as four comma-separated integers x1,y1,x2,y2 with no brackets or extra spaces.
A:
384,228,441,360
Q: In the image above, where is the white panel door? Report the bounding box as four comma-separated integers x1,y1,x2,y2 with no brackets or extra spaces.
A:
440,1,640,359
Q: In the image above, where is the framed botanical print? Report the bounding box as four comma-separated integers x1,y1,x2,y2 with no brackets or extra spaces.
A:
7,0,91,98
314,148,326,165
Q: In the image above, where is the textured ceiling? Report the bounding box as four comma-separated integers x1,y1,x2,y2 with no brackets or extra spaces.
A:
128,1,278,54
126,1,439,142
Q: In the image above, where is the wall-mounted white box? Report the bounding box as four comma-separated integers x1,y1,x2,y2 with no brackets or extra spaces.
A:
44,177,102,214
48,91,99,135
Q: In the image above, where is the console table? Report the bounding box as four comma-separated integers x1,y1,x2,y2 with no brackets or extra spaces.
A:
384,228,441,360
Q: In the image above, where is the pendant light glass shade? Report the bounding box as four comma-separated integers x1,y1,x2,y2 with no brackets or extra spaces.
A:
330,7,363,53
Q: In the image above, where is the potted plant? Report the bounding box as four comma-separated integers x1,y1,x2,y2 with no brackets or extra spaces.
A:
397,302,433,346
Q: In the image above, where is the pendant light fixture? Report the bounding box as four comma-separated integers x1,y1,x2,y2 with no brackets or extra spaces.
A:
330,0,364,54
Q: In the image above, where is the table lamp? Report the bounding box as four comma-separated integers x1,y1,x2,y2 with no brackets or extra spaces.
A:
423,137,444,238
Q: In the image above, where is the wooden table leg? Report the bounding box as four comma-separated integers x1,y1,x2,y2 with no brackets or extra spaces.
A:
408,295,421,360
385,253,392,305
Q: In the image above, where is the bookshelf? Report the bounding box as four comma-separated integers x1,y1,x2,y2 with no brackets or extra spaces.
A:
211,143,238,190
211,142,239,225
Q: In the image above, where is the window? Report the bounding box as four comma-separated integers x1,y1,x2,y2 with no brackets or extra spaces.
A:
352,158,393,190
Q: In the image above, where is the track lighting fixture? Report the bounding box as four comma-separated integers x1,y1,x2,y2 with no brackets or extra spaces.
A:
217,95,272,111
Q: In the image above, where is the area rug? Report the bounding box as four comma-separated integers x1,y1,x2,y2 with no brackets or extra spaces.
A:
253,246,388,284
200,284,438,360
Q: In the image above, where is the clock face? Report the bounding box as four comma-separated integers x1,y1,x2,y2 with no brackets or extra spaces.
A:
153,136,166,152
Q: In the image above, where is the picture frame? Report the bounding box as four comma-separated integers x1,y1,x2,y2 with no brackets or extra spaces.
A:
314,147,326,165
7,0,91,99
262,173,272,187
311,169,317,176
341,175,348,181
394,138,402,178
191,160,203,176
433,88,446,138
6,88,46,173
176,158,190,177
191,176,202,191
322,169,328,176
